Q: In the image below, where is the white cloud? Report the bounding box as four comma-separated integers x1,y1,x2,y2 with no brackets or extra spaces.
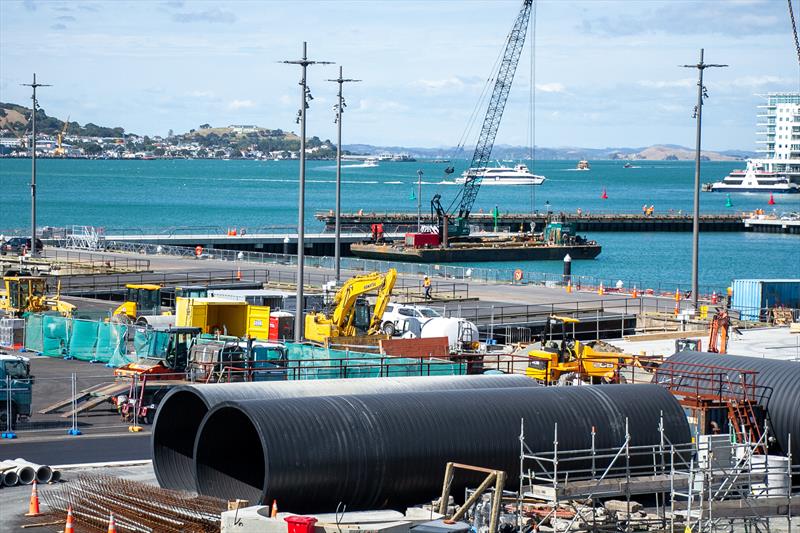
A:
638,79,695,89
357,98,408,113
227,99,255,110
536,82,566,93
727,76,792,88
414,76,465,91
188,90,215,98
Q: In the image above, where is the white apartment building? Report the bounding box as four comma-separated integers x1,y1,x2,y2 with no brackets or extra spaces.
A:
756,92,800,183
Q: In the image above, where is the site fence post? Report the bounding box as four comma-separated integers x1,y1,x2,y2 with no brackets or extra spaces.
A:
68,372,81,436
2,375,16,438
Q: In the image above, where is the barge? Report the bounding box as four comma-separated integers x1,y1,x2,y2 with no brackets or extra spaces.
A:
350,240,601,263
350,221,601,263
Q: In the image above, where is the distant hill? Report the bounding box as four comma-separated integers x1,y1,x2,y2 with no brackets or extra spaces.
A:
0,102,128,138
343,143,756,161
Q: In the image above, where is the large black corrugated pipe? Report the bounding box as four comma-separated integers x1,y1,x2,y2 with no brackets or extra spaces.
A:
662,351,800,462
153,374,537,491
194,384,689,512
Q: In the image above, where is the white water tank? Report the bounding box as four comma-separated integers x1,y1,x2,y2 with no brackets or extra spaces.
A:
419,318,479,350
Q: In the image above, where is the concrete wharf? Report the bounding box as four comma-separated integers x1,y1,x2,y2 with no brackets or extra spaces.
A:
317,211,754,233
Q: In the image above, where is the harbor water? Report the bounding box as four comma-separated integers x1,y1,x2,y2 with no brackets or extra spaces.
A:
1,158,798,289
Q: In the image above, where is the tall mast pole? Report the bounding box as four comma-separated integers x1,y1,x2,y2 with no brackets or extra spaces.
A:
682,49,727,312
417,170,423,232
21,74,51,258
327,67,360,283
283,43,333,342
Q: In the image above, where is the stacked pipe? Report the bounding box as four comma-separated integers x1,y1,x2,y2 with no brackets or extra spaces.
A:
190,383,690,513
152,374,539,491
0,459,60,487
661,351,800,463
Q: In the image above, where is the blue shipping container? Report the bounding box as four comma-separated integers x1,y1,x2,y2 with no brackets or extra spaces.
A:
731,279,800,321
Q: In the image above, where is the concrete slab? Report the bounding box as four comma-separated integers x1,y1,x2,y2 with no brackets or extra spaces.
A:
610,327,800,360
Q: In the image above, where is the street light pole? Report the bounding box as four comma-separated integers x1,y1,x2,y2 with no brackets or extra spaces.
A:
682,49,727,312
283,43,333,342
328,67,360,283
417,169,423,232
21,74,51,258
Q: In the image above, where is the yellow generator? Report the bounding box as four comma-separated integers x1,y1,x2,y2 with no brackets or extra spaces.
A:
175,297,270,340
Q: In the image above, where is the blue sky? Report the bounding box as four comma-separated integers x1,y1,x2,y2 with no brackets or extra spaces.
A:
0,0,796,150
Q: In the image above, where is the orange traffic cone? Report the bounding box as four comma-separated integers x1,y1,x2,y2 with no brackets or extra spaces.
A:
598,282,604,296
107,513,117,533
271,500,278,518
711,291,718,304
674,289,681,316
24,480,41,517
631,286,638,299
236,267,242,281
64,505,75,533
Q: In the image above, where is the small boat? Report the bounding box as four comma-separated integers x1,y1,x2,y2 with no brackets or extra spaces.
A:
455,163,546,185
576,160,590,170
623,162,633,168
363,158,378,168
708,160,800,193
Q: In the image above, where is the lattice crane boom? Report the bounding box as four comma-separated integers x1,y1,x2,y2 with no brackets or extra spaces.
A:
435,0,533,238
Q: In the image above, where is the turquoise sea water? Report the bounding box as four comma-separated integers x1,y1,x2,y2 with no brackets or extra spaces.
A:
1,158,798,288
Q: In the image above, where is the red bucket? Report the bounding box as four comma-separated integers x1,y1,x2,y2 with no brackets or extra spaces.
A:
284,515,318,533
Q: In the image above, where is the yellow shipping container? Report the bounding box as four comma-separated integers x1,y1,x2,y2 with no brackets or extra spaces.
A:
176,297,270,338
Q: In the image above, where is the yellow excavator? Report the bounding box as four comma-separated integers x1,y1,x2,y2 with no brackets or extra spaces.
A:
526,315,653,385
113,284,164,322
0,276,74,317
305,269,397,343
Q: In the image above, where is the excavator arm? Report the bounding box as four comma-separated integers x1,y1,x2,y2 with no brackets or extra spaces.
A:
330,269,397,332
367,269,397,334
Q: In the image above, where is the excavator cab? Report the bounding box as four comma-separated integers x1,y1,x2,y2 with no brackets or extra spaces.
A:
351,297,372,334
1,277,47,315
114,284,162,321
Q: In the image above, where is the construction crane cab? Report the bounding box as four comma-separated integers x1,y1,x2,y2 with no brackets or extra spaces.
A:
0,276,74,317
305,269,397,343
526,315,645,385
113,284,162,321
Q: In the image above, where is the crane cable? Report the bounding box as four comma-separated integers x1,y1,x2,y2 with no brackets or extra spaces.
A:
789,0,800,87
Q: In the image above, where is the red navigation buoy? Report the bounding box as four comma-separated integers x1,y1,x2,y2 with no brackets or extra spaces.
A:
601,187,608,200
768,193,776,205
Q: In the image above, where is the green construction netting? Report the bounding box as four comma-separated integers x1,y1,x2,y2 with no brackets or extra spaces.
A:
23,314,130,366
284,342,464,379
133,328,171,358
24,313,70,356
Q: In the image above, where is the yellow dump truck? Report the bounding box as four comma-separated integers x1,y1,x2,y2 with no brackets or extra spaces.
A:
175,297,270,339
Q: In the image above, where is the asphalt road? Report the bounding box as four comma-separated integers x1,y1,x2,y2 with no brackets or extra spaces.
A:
0,432,150,464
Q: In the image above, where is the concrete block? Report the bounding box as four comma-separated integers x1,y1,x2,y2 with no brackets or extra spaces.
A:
604,499,642,513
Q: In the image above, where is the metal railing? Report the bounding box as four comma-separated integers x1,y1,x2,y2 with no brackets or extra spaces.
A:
72,239,729,300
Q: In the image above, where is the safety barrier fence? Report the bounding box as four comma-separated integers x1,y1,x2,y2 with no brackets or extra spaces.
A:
4,338,527,438
65,239,730,300
42,249,151,272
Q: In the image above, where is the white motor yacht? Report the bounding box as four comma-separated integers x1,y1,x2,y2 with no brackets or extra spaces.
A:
709,160,799,193
455,164,546,185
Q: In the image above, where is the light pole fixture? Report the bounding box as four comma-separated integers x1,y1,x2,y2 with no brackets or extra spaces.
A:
282,42,333,341
681,49,727,312
327,66,360,283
